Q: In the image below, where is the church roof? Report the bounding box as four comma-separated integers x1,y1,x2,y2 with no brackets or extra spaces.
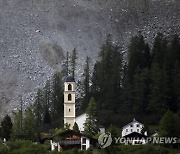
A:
65,76,75,82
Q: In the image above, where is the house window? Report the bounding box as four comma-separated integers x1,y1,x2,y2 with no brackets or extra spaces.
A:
137,129,139,132
82,138,86,144
130,124,133,127
82,145,86,150
68,94,72,101
69,108,71,112
131,129,133,132
68,84,72,91
126,129,128,132
137,124,139,127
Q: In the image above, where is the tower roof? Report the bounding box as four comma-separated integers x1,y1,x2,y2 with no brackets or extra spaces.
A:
65,76,75,82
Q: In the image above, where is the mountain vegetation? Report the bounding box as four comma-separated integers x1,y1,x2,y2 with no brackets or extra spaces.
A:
89,33,180,131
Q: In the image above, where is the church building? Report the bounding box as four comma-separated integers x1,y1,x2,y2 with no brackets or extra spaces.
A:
50,76,97,151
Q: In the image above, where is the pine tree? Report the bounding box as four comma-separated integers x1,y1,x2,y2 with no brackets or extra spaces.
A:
148,63,163,113
34,89,44,132
91,35,123,111
1,115,13,140
43,108,51,125
133,68,150,114
82,56,90,110
127,33,147,80
23,108,36,141
70,48,77,78
159,110,175,137
84,97,99,136
73,122,79,132
61,52,70,77
12,111,24,140
44,80,51,110
152,33,167,68
51,72,64,127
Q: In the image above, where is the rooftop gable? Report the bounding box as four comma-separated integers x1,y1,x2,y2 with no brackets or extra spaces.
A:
122,118,144,129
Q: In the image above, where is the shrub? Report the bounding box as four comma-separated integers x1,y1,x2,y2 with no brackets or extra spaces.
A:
0,145,9,154
7,140,47,154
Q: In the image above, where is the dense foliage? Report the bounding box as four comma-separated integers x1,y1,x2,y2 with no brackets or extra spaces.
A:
89,33,180,129
0,143,178,154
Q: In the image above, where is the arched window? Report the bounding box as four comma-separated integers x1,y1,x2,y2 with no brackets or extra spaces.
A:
69,108,71,112
68,84,72,91
68,94,72,101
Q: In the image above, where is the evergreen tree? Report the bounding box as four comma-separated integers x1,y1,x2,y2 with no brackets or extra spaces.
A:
107,124,120,138
23,108,36,141
11,111,24,140
84,97,99,136
91,63,101,94
34,89,44,133
1,115,13,140
127,33,148,80
169,35,180,63
82,56,90,110
44,80,51,110
159,110,175,137
148,63,163,113
73,122,79,132
70,48,77,78
91,35,123,111
152,33,167,68
61,52,70,77
122,33,150,115
51,72,64,127
43,108,51,125
133,68,150,114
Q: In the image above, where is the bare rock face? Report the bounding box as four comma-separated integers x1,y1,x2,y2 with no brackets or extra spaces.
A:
0,0,179,116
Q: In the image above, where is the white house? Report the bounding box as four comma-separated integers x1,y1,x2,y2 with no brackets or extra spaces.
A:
122,118,145,137
122,118,148,145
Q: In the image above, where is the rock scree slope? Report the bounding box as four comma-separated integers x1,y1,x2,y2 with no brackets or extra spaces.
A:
0,0,179,116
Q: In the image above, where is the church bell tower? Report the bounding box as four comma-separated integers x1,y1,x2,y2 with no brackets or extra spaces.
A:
64,76,76,129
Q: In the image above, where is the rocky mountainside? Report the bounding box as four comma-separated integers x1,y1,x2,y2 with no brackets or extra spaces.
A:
0,0,179,117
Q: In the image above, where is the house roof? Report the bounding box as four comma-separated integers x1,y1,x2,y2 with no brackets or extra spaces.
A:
76,113,87,119
122,118,144,129
52,129,94,140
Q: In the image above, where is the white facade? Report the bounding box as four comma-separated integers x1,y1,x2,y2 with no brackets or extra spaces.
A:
122,118,144,137
81,136,90,150
76,113,87,132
